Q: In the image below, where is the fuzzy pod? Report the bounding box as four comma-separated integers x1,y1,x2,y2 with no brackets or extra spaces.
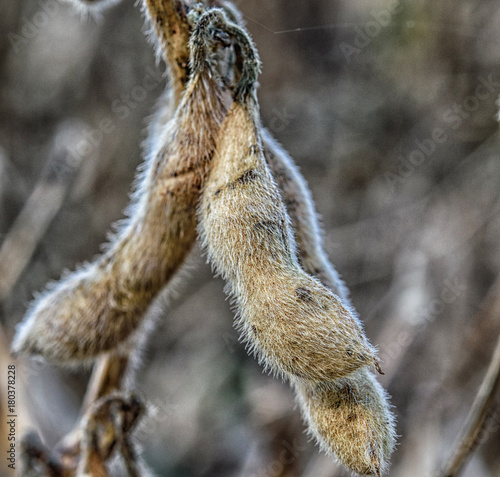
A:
142,0,250,162
294,371,396,476
260,131,396,475
262,129,351,303
142,0,192,103
12,10,230,364
140,0,357,307
199,95,380,381
145,2,395,471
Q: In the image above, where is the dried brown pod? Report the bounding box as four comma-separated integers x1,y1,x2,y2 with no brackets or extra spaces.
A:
295,372,396,476
15,1,396,473
142,0,242,105
142,0,192,104
262,129,351,302
192,14,395,473
206,7,396,472
12,8,230,364
262,132,396,476
199,24,380,382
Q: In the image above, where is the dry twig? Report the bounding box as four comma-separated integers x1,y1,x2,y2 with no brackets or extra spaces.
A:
440,331,500,477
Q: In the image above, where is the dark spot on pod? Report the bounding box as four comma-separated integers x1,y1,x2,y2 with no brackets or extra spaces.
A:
214,189,221,196
346,348,353,357
295,287,313,303
179,135,194,148
347,413,356,422
319,300,329,312
236,169,258,185
115,292,126,306
253,219,290,256
249,144,259,155
339,384,354,399
269,251,280,261
142,280,154,293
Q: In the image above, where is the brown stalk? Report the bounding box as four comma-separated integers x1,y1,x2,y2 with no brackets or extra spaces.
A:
55,350,132,468
441,331,500,477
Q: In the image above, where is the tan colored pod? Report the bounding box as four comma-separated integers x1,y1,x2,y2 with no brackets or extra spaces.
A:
200,97,380,381
295,371,396,476
142,0,244,102
138,0,359,308
142,0,192,104
144,2,396,471
262,128,351,302
12,10,230,364
261,123,396,476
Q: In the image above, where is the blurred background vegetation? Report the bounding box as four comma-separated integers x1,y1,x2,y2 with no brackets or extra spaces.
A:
1,0,500,476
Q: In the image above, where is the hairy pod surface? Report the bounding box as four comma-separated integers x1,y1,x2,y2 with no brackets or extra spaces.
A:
262,129,350,302
13,18,229,363
200,97,380,381
295,371,396,476
15,0,396,473
261,131,396,475
143,0,192,103
142,1,396,471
